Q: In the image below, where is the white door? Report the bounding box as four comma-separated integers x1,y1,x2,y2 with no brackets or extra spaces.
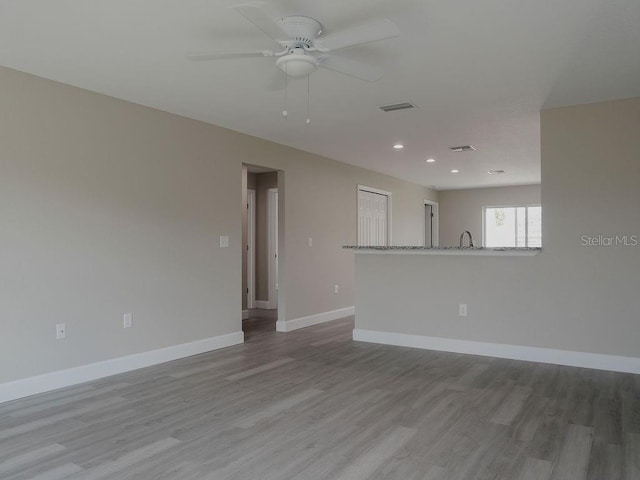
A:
268,188,278,309
247,189,256,308
358,188,390,246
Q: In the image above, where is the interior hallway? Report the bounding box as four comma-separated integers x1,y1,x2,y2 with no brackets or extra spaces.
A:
0,316,638,479
242,308,278,341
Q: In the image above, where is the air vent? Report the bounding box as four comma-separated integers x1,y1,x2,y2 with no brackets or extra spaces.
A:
488,170,506,175
450,145,476,152
379,102,417,112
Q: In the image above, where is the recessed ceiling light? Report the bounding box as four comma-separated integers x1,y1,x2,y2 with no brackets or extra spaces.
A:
426,158,436,163
393,144,404,150
451,169,460,173
488,170,506,175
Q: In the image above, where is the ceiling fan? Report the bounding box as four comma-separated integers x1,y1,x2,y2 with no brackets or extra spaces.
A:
188,3,400,82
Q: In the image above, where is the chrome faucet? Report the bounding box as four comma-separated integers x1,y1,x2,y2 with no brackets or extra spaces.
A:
460,230,474,248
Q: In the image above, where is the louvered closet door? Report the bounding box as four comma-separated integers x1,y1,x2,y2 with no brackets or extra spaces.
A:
358,190,388,246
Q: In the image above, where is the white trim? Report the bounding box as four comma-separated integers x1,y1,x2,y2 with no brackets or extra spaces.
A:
352,329,640,374
242,309,249,320
247,189,256,309
0,331,244,404
276,306,355,332
267,188,278,310
357,185,392,246
357,185,392,197
424,199,439,247
254,300,272,310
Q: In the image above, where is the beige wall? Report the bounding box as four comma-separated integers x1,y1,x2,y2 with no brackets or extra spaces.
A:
355,97,640,359
0,67,242,384
438,185,541,246
0,66,436,384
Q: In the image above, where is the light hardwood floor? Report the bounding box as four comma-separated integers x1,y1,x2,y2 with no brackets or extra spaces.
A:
1,312,639,479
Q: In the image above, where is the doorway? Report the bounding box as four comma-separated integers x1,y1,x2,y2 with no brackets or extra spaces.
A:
247,189,255,309
242,165,280,337
424,200,439,247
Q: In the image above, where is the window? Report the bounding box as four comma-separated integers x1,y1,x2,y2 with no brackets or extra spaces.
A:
483,205,541,247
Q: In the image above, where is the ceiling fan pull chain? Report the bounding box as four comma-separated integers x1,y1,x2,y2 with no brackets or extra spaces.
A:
306,75,311,125
282,63,288,118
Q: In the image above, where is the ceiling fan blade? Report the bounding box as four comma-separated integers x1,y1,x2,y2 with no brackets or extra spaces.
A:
234,3,289,42
318,54,384,82
187,51,273,61
315,19,399,51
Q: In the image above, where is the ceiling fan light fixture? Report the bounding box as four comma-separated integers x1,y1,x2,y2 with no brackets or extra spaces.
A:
276,53,318,77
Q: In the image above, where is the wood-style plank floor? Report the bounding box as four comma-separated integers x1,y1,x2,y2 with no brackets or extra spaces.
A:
1,311,639,479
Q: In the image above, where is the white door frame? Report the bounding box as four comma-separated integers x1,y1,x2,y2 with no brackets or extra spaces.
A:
267,188,278,309
357,185,392,246
247,189,256,309
424,199,439,247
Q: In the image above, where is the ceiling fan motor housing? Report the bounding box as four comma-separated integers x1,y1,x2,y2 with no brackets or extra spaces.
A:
279,16,323,47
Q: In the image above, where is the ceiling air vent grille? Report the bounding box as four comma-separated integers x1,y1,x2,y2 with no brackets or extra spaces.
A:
450,145,476,152
379,102,416,112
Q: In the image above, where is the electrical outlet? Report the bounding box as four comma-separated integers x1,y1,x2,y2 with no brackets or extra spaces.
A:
334,284,339,294
56,323,66,340
459,304,468,317
219,235,229,248
123,313,133,329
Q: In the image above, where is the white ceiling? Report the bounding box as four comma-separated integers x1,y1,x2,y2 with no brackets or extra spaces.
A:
1,0,639,190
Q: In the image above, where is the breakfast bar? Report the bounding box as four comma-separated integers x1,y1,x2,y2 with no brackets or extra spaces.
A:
343,245,562,366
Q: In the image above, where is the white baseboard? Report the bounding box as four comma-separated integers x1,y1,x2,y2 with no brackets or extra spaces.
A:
242,310,249,320
0,331,244,404
352,329,640,374
277,306,355,332
254,301,272,310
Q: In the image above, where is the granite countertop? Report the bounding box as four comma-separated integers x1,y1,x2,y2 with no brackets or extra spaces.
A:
343,246,542,256
343,246,541,251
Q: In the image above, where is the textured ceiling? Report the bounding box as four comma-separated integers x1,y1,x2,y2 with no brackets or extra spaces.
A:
1,0,639,189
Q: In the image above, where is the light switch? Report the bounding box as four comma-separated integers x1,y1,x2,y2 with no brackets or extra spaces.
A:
308,237,313,247
220,235,229,248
